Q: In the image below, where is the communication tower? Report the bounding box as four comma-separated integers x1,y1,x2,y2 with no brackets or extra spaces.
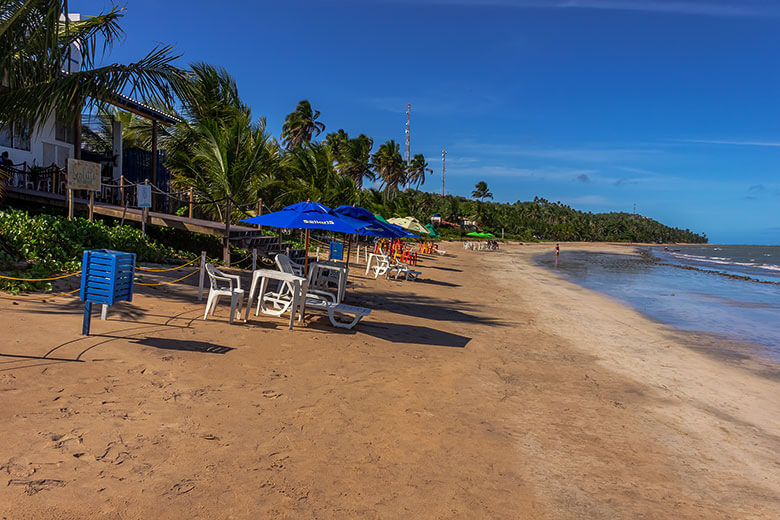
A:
405,104,411,166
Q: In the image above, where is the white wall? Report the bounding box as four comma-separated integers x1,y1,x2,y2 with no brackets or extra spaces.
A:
0,112,75,169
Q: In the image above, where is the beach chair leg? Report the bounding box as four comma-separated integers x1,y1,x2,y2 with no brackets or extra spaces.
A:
327,308,363,330
204,292,216,320
228,294,238,324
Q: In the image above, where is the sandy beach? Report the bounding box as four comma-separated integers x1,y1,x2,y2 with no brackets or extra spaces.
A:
0,242,778,519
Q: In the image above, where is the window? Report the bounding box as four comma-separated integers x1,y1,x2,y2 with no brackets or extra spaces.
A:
55,110,75,144
0,123,31,151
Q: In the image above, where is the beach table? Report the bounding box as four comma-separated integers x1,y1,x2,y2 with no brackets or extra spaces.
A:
243,269,306,330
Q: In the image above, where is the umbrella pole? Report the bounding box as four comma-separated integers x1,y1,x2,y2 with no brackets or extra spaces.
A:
304,229,310,275
345,234,352,269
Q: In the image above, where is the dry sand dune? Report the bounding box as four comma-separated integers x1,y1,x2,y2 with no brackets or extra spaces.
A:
0,242,778,518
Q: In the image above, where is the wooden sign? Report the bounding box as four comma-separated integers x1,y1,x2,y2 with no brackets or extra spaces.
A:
67,158,101,191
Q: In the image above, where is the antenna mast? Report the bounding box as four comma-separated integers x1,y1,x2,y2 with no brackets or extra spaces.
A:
441,149,446,196
405,104,411,166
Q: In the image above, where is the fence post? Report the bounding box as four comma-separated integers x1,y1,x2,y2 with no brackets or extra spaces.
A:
198,251,207,301
252,248,257,272
120,175,125,206
223,198,232,264
88,190,95,222
141,179,149,238
188,188,193,219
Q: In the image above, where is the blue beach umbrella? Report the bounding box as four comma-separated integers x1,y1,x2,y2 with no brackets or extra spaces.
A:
241,201,365,272
333,205,408,238
241,201,361,233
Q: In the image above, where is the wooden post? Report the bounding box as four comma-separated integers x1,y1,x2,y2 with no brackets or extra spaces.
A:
88,190,95,222
151,120,158,210
252,248,257,272
198,251,207,301
68,188,74,220
120,175,125,206
188,187,194,219
256,198,263,229
223,198,232,264
141,179,149,239
345,235,352,269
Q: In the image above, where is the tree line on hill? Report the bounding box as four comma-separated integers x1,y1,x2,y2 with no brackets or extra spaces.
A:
0,2,707,244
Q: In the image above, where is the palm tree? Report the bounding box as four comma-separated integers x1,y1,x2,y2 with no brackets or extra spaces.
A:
372,140,407,191
167,115,279,222
175,62,249,124
280,100,325,150
278,143,357,208
327,130,374,189
0,1,183,131
165,64,280,222
472,181,493,202
406,154,432,188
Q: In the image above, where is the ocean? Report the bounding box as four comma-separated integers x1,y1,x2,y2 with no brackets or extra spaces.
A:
535,245,780,361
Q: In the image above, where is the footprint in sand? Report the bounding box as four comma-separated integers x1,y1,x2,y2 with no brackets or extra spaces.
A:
262,390,282,399
8,478,66,495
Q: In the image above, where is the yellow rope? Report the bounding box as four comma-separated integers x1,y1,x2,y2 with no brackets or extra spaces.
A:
135,269,199,286
0,270,81,281
135,256,201,272
229,251,253,266
0,287,81,301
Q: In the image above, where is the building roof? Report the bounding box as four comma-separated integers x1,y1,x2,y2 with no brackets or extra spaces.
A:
106,93,182,126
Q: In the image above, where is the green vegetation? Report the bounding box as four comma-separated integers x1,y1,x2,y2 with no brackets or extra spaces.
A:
0,209,190,293
375,191,706,243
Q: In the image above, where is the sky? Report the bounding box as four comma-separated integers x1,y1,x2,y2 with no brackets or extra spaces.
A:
78,0,780,244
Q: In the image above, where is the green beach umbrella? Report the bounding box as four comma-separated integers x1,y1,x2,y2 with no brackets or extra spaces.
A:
424,224,440,237
466,232,482,237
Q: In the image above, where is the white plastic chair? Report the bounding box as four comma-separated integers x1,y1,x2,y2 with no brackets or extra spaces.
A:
276,254,338,303
203,263,244,324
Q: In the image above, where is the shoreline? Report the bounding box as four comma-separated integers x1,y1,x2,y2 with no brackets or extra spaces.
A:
0,242,778,518
530,244,780,363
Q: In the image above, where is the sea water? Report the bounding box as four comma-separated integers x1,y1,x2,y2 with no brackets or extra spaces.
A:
535,245,780,360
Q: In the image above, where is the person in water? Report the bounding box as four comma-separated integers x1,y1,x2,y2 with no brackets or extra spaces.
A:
554,244,560,257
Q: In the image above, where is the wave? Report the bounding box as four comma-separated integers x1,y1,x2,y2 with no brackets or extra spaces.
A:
666,252,780,273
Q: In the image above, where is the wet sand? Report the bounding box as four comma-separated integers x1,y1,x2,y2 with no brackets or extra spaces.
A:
0,242,778,518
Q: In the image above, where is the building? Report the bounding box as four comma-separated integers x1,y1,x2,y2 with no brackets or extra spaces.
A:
0,12,179,182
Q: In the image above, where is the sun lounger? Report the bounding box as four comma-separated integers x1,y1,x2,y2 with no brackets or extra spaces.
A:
303,299,371,330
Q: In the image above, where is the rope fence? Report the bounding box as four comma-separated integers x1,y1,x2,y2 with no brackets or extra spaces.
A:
135,256,201,272
0,287,81,301
0,270,81,281
135,269,200,286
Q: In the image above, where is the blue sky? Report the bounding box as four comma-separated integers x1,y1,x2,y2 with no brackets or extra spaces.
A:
79,0,780,243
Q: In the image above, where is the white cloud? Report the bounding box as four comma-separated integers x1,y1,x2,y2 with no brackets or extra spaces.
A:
569,195,611,206
390,0,775,17
677,138,780,148
454,140,662,163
